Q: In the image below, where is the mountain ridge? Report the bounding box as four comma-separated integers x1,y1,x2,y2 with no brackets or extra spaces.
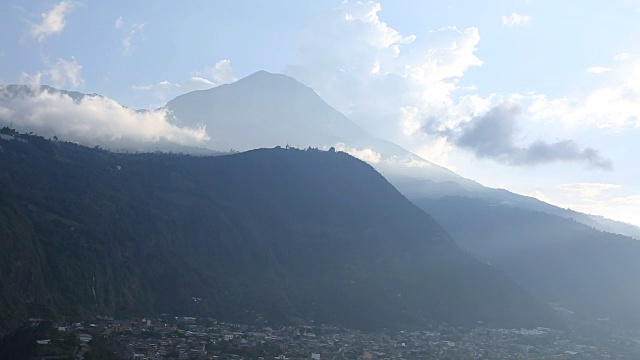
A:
0,131,560,335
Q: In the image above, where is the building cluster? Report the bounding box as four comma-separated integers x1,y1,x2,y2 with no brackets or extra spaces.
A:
47,315,640,360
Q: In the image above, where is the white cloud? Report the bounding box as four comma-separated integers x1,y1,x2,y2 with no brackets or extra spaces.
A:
114,16,124,29
122,23,145,56
385,154,433,169
48,57,84,88
586,66,614,74
526,190,553,204
210,59,237,85
614,53,630,61
19,57,84,90
526,58,640,130
335,143,381,163
115,17,146,56
132,77,213,102
501,13,532,27
283,1,614,172
417,139,455,167
186,76,215,88
29,1,77,42
18,71,44,89
133,60,236,105
523,185,640,227
0,86,209,147
559,193,640,227
286,1,483,159
556,183,623,198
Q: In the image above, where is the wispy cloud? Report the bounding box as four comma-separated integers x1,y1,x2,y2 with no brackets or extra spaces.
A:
18,71,43,89
528,185,640,227
29,1,77,42
114,16,124,29
48,57,84,88
614,53,630,61
18,57,84,90
501,13,532,27
556,183,623,198
586,66,614,74
528,58,640,130
132,60,236,104
551,184,640,226
122,23,145,56
132,77,213,100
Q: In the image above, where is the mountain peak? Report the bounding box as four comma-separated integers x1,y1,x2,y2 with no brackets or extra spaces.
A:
244,70,297,82
164,71,466,184
246,69,283,78
230,70,313,93
165,71,365,151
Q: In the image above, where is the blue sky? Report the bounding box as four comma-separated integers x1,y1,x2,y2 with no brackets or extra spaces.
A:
1,0,640,226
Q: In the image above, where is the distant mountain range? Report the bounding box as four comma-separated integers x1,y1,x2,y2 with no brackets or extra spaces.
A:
3,72,640,327
0,132,559,335
417,196,640,327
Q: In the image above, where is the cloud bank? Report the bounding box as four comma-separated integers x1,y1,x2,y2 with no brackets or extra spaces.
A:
0,86,209,149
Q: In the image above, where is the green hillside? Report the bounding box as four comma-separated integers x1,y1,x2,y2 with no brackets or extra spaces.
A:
0,131,559,334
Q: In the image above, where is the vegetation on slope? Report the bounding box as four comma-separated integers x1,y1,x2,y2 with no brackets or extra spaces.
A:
0,131,558,335
417,196,640,326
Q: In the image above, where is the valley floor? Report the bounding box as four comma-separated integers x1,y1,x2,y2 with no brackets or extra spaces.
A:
22,316,640,360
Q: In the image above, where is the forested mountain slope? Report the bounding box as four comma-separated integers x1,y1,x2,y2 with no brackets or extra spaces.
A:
418,196,640,326
0,132,558,335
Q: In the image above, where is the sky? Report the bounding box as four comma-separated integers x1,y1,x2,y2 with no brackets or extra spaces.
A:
1,0,640,226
